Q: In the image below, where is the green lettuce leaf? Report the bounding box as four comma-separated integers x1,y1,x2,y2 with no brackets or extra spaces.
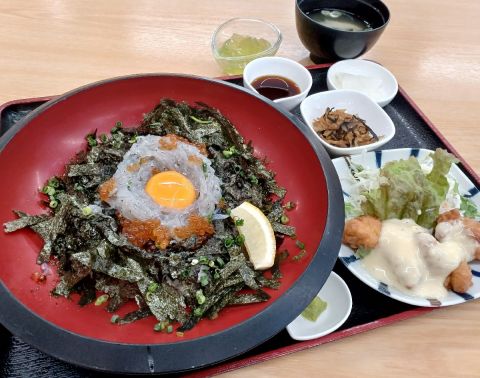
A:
361,149,458,228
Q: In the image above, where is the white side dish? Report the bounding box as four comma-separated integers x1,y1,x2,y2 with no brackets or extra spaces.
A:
334,148,480,307
286,272,352,340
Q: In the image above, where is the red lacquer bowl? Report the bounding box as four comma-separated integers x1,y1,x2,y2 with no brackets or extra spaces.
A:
0,74,343,373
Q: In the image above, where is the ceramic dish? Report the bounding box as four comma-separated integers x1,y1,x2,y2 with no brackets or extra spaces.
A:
300,89,395,155
243,57,313,111
286,272,352,340
334,148,480,307
0,74,344,374
327,59,398,107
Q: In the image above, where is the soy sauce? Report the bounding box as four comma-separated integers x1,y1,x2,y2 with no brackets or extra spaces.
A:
251,75,301,100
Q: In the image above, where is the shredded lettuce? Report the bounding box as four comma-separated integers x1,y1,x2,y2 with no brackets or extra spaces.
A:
460,196,479,218
361,149,459,228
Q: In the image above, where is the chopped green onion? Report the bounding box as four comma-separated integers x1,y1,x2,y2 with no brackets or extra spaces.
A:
45,186,56,196
147,282,159,293
198,256,209,265
146,292,154,301
154,321,168,332
190,115,211,124
249,175,259,185
202,162,208,174
48,178,60,188
73,183,84,192
191,258,199,266
235,234,245,245
292,250,307,261
216,257,225,267
128,135,138,144
224,237,234,248
280,214,290,224
86,134,97,147
208,260,215,268
49,200,58,209
110,314,120,324
222,146,237,158
94,294,109,306
234,217,244,226
199,274,209,286
81,206,92,216
111,121,123,133
196,289,206,305
296,240,305,250
100,134,108,143
279,250,289,261
167,325,173,333
194,307,203,317
284,201,296,210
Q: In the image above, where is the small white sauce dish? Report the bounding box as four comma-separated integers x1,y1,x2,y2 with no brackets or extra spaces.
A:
243,56,313,111
300,89,396,156
327,59,398,107
286,272,352,341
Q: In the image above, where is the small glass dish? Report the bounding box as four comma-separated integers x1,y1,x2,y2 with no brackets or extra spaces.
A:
211,18,282,75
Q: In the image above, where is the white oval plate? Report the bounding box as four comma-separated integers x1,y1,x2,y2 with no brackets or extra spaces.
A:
333,148,480,307
286,272,352,340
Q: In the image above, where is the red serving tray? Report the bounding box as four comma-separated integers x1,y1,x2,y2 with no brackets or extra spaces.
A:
0,64,479,376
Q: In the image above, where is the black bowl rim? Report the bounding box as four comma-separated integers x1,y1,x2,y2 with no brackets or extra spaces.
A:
0,73,344,374
296,0,391,33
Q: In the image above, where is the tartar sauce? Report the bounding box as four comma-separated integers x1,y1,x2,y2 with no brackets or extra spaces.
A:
362,218,478,299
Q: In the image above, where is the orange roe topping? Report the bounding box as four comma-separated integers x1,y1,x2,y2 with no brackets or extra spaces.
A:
188,155,203,165
218,198,227,210
98,178,116,202
159,134,208,156
174,214,214,240
159,135,178,150
119,216,171,249
127,157,151,172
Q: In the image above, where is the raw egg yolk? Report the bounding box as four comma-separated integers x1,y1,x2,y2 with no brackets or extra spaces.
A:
145,171,196,209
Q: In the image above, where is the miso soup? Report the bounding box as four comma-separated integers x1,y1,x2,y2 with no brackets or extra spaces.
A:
307,8,373,32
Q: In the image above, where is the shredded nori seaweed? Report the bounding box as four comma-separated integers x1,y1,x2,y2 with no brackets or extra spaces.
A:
3,99,296,332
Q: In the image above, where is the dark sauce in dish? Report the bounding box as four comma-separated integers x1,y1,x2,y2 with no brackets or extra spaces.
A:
251,75,301,100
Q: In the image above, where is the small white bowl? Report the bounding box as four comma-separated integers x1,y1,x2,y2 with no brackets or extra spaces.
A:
327,59,398,107
300,89,396,156
286,272,352,341
243,56,312,111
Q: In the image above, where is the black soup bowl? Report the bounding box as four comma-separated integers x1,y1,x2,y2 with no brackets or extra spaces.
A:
295,0,390,62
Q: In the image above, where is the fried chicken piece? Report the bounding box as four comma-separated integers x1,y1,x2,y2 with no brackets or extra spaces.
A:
437,210,480,259
343,215,382,250
463,217,480,241
444,260,472,293
437,209,461,223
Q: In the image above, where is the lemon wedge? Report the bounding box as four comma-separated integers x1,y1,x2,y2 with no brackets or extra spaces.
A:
230,201,276,270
